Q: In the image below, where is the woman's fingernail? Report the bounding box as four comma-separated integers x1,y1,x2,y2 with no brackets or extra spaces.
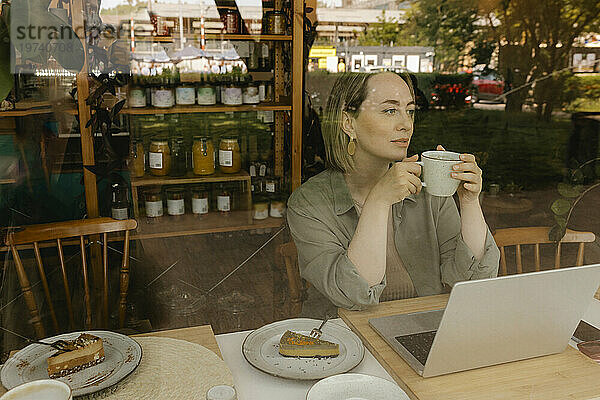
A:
453,165,458,170
451,172,457,177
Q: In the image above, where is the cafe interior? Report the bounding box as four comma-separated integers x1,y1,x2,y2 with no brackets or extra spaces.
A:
1,0,600,398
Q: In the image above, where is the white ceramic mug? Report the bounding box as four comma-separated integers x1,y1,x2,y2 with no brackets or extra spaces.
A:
416,150,462,197
0,380,72,400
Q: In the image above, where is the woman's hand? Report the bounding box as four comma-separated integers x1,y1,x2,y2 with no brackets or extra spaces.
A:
436,144,482,205
368,154,422,206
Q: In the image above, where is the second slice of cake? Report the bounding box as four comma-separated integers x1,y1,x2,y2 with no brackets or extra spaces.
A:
279,330,340,358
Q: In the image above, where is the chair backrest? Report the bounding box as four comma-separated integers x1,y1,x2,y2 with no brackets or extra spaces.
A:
8,218,137,339
493,227,596,276
275,241,309,317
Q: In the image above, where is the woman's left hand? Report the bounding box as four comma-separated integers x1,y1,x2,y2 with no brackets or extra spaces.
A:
436,145,482,205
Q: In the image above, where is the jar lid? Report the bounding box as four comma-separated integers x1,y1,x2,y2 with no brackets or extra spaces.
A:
165,187,185,193
193,135,211,140
190,184,208,191
145,186,162,194
151,135,169,143
221,136,238,141
253,194,269,204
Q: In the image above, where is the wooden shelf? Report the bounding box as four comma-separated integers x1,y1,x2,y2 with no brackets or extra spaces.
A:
131,171,250,188
135,34,292,42
131,211,283,240
0,106,77,117
122,103,290,115
0,178,16,184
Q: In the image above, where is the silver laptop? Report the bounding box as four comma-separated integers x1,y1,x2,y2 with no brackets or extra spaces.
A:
369,264,600,377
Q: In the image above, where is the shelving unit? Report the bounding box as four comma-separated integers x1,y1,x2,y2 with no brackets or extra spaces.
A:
137,34,292,42
121,103,291,115
130,211,282,240
3,0,304,239
117,0,303,238
130,171,252,220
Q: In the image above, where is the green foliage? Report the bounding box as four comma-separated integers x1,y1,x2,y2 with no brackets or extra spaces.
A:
484,0,600,118
358,12,404,47
400,0,483,71
562,74,600,112
410,108,572,191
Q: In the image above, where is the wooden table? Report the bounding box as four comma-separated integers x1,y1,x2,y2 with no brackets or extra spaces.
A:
0,325,221,395
339,295,600,400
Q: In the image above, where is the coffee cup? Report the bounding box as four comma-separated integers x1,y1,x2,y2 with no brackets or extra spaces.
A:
0,380,72,400
415,150,461,197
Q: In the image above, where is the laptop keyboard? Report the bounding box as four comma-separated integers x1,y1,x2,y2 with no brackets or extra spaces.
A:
395,330,437,365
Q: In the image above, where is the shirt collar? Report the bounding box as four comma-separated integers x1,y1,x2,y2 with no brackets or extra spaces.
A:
329,170,416,216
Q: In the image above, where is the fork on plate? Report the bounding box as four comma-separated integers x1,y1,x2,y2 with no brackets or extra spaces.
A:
309,317,330,339
31,339,71,351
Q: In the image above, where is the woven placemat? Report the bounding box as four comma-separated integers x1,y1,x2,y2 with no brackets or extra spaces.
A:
81,337,234,399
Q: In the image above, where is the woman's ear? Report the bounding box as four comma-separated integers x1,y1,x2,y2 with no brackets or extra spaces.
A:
341,111,356,141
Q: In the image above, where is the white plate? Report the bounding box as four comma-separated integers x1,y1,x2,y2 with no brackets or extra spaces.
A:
242,318,365,380
1,330,142,397
307,373,410,400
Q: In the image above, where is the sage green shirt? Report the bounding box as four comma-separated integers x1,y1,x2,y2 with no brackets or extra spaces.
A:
287,169,500,311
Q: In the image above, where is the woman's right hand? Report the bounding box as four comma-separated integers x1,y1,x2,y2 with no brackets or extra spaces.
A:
368,154,423,206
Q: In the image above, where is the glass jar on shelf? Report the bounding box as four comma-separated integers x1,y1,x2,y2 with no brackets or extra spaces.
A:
192,136,215,175
258,81,266,102
144,187,164,218
247,42,260,71
197,82,217,105
259,43,272,71
170,136,187,177
128,139,145,178
128,85,147,108
269,195,286,218
219,137,241,174
265,10,287,35
264,177,278,195
252,194,269,220
149,137,171,176
111,183,129,220
166,187,185,216
175,83,196,105
242,82,260,104
223,9,241,34
222,82,243,106
191,185,210,215
216,184,231,214
264,83,274,103
152,84,175,108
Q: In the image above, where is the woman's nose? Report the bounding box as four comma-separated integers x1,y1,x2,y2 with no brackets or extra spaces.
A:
395,113,412,131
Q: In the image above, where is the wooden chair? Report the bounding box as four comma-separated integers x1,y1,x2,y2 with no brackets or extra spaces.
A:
275,241,309,317
7,218,137,339
493,227,596,276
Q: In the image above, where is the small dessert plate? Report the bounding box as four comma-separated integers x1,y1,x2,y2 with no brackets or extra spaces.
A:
1,331,142,397
242,318,364,380
306,373,410,400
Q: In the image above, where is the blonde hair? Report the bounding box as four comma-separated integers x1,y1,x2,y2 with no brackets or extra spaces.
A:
322,72,415,173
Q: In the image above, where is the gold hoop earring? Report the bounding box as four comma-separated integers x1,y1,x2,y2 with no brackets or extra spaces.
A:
347,138,356,156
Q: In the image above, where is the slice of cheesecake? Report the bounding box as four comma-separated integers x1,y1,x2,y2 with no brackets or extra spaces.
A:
47,333,105,378
279,330,340,358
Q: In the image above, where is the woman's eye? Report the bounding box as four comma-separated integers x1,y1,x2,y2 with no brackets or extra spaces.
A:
407,109,416,116
383,108,397,115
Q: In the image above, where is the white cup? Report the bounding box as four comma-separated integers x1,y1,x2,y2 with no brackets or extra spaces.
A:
0,380,72,400
416,150,462,197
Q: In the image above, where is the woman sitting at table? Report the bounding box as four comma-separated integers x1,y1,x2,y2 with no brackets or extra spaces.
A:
287,72,500,312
